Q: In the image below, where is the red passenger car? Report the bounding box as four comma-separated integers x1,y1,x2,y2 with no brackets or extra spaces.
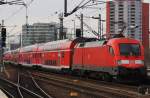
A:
19,45,38,66
40,39,74,69
3,51,12,62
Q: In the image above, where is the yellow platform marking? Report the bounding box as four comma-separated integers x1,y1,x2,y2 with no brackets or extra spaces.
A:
73,80,79,83
70,91,79,97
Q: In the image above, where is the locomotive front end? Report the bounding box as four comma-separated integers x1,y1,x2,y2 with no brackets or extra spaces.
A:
114,39,147,80
108,38,147,80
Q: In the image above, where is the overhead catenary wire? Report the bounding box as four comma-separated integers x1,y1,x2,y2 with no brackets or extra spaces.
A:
4,0,34,21
65,0,92,16
3,0,34,46
75,14,98,37
4,6,25,21
83,2,106,8
63,0,105,36
78,0,92,9
78,0,87,7
65,0,107,17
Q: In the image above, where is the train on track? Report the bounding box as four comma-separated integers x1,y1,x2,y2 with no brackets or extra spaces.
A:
4,36,147,81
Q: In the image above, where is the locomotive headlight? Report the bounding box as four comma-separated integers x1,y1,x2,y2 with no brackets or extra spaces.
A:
122,60,129,64
117,60,122,65
117,60,129,65
135,60,144,64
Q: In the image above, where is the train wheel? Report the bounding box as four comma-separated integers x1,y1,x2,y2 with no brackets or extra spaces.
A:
72,69,85,77
102,73,112,82
61,68,71,74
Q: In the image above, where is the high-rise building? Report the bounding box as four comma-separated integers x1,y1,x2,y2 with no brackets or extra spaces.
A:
142,3,149,50
22,22,59,46
106,0,149,49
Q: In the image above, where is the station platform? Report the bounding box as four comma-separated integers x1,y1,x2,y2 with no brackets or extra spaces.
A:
0,89,8,98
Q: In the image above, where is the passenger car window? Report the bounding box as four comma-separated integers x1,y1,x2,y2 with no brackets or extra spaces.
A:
61,52,65,58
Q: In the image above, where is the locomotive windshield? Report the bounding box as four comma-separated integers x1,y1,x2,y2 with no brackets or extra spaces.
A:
119,44,141,56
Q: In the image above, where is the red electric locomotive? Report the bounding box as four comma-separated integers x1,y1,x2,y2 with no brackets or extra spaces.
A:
72,38,146,80
4,37,147,81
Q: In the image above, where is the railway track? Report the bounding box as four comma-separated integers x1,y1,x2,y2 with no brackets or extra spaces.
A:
2,64,150,98
0,70,54,98
0,77,44,98
31,71,150,98
0,80,20,98
19,71,53,98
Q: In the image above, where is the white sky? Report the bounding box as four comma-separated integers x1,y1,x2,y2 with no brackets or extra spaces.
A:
0,0,149,42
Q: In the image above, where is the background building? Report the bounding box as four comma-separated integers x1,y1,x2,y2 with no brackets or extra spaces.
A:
142,3,149,50
22,22,59,46
106,0,149,50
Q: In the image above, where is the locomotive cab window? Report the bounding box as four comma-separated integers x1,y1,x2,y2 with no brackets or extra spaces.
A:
109,46,114,56
119,44,141,56
79,43,85,47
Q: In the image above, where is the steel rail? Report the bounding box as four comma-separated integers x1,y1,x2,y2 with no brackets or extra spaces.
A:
0,77,44,98
32,72,143,98
28,71,53,98
17,72,24,98
0,87,15,98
